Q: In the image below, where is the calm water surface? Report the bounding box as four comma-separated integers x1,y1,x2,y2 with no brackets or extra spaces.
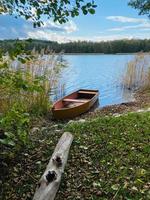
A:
53,54,135,107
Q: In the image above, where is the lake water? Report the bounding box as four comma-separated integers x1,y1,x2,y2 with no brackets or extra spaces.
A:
53,54,135,107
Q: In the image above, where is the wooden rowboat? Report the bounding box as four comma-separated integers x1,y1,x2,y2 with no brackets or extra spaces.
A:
52,89,99,119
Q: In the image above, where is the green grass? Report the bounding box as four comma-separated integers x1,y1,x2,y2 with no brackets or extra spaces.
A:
56,112,150,200
1,112,150,200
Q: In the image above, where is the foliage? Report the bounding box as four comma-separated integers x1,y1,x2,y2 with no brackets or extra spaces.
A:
123,52,150,90
0,39,32,61
129,0,150,18
0,104,30,155
0,0,97,26
0,0,149,27
1,39,150,54
0,50,64,115
0,48,65,158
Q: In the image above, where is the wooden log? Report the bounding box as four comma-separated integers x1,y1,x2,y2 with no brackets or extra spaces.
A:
33,132,73,200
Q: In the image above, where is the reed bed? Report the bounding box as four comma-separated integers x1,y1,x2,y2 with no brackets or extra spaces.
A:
0,50,65,115
123,53,150,90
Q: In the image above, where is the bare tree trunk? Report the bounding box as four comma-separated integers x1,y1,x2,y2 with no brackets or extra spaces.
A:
33,132,73,200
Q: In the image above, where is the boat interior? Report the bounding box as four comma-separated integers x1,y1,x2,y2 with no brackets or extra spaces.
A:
54,90,97,109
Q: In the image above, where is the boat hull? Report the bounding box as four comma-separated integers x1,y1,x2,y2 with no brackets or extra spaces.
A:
52,89,99,120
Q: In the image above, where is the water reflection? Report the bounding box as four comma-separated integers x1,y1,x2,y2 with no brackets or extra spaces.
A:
52,54,135,107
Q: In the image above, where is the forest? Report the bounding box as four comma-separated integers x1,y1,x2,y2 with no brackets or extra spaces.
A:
0,38,150,54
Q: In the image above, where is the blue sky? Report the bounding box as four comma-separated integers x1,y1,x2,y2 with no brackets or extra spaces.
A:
0,0,150,42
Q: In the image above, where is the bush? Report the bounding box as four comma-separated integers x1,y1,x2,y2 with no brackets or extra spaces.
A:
0,104,30,158
0,50,64,115
0,47,65,158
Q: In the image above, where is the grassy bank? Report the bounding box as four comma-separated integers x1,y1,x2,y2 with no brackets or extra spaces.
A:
1,51,150,200
61,112,150,200
1,111,150,199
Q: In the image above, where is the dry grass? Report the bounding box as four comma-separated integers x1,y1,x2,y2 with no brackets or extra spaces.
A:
123,52,150,90
0,50,65,115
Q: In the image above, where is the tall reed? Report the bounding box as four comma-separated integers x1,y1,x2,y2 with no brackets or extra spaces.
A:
123,53,150,91
0,50,65,115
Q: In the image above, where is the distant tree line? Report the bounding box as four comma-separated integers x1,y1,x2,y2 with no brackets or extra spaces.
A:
0,39,150,54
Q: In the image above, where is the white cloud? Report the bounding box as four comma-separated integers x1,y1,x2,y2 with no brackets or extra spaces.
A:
94,34,150,41
109,23,150,31
106,16,148,23
26,28,150,43
25,20,77,43
42,20,77,33
1,14,149,42
27,30,90,43
27,31,68,43
65,21,78,33
23,18,79,43
94,34,133,41
106,15,150,32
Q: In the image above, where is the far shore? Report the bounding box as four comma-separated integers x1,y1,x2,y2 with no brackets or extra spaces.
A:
59,52,147,55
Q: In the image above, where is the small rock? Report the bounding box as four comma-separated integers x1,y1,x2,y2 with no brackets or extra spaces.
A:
147,108,150,112
55,129,61,132
78,119,86,123
137,109,144,112
95,191,102,196
31,127,40,133
36,161,41,165
80,145,88,150
113,113,121,117
131,186,138,191
41,127,47,132
51,124,58,128
39,139,45,143
68,120,75,124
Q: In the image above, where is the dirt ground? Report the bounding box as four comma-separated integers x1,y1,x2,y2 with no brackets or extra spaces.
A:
79,89,150,119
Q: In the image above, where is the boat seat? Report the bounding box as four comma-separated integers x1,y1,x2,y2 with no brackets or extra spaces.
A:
78,91,97,94
63,98,88,103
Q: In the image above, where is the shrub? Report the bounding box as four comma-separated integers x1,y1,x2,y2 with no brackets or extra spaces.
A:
0,48,65,158
0,104,30,158
0,50,64,115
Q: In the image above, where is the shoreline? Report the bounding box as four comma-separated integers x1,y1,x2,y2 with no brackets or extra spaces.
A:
57,52,150,55
76,89,150,119
63,53,138,55
1,88,150,200
49,89,150,121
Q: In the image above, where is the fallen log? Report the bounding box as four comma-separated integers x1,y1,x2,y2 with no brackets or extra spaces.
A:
33,132,73,200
